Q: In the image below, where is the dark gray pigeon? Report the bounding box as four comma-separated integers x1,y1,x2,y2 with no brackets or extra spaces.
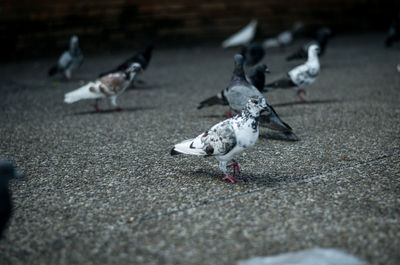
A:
172,97,269,183
99,44,154,77
286,27,332,61
0,160,21,238
265,44,320,102
240,43,265,67
199,55,298,140
48,35,83,79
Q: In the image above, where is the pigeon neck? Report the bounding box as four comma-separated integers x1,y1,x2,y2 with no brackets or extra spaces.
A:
232,64,246,82
307,51,319,63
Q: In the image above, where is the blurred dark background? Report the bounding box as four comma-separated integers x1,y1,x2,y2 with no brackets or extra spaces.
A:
1,0,399,60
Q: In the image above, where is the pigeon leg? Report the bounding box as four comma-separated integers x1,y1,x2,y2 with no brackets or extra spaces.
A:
220,161,243,183
227,161,240,175
297,89,308,103
226,110,233,118
94,99,102,112
110,96,124,111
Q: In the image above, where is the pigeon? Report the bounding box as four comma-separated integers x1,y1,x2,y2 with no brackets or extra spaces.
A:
286,27,332,61
198,55,298,140
222,20,258,48
248,64,298,140
263,22,304,49
48,35,83,79
237,248,367,265
64,63,142,111
240,42,266,67
385,14,400,47
0,160,21,238
264,44,320,102
171,96,268,183
99,44,154,77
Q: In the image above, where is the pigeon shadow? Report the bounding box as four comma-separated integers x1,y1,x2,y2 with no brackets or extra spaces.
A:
177,167,298,187
69,106,156,116
272,99,340,108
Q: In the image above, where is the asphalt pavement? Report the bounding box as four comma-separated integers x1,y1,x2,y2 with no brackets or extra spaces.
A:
0,33,399,265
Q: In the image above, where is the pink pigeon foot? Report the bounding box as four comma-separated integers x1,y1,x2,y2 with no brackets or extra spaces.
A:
228,162,240,175
297,89,308,103
222,174,243,183
226,111,233,118
115,106,124,112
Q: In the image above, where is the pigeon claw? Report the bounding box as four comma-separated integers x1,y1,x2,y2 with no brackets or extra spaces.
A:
115,106,124,112
223,174,243,183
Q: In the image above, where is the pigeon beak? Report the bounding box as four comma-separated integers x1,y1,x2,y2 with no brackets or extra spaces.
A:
264,68,270,74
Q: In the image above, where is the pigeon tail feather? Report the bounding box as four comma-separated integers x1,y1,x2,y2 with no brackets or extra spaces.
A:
264,77,295,90
173,139,205,156
64,82,103,103
197,94,226,109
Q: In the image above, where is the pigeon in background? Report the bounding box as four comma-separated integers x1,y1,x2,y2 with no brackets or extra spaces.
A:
99,44,154,77
263,22,304,49
286,27,332,61
385,14,400,47
222,20,258,48
248,64,298,141
198,56,298,140
171,97,269,183
237,248,367,265
64,63,142,112
265,44,320,102
240,43,266,67
48,35,83,80
0,160,21,238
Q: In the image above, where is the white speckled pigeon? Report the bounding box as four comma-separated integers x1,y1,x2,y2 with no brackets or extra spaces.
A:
171,97,268,183
264,44,320,102
48,35,83,80
64,63,142,112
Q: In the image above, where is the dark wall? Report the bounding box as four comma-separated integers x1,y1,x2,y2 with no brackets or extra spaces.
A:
1,0,399,59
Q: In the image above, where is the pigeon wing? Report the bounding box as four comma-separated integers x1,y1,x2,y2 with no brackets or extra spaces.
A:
173,120,237,156
58,51,73,70
99,72,129,94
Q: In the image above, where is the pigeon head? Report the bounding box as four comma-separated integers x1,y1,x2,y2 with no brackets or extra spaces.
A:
127,63,142,73
69,35,80,53
0,160,20,188
246,96,269,116
255,64,270,74
308,44,320,58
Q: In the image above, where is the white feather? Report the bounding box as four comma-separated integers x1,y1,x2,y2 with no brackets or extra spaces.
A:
222,20,257,48
173,138,206,156
64,81,105,103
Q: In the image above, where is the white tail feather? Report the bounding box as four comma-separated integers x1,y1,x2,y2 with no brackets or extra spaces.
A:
64,82,104,103
173,139,206,156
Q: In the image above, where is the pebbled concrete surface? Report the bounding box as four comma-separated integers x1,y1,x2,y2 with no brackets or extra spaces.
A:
0,33,399,265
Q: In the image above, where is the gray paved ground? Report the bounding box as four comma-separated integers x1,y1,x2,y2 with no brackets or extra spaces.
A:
0,33,399,265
